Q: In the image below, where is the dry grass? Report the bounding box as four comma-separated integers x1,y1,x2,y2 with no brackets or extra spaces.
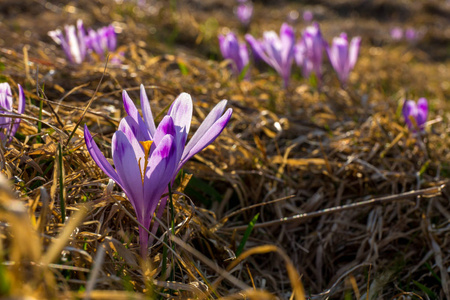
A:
0,0,448,299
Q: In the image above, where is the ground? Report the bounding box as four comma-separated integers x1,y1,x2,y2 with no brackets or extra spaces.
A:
0,0,449,299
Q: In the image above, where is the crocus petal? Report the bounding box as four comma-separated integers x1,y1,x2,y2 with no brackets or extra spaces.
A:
280,23,295,65
122,90,151,140
65,25,82,64
143,134,178,222
140,85,156,137
416,98,428,128
76,20,87,61
169,93,193,161
182,99,228,160
84,125,123,188
245,34,269,64
180,107,232,168
348,37,361,70
153,115,176,146
117,117,145,169
9,84,25,140
112,130,145,218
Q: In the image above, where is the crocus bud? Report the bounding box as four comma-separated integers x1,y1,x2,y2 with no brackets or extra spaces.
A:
236,2,253,27
327,33,361,85
402,98,428,132
218,32,250,78
295,22,326,79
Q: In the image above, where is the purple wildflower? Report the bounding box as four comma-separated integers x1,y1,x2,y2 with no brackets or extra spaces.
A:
390,27,403,40
0,83,25,142
48,19,87,64
236,2,253,27
327,33,361,85
218,32,250,78
303,10,313,22
245,23,296,88
295,22,327,79
86,24,117,58
402,98,428,131
84,85,232,257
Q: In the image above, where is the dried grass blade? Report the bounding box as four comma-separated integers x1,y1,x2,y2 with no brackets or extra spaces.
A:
41,205,88,265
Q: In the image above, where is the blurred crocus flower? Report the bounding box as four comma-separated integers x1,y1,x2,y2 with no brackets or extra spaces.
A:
48,19,87,64
245,23,296,88
390,27,403,40
86,24,117,58
294,22,327,79
84,85,232,256
236,2,253,27
0,83,25,142
327,33,361,85
405,28,418,41
303,10,313,22
402,98,428,131
218,32,250,78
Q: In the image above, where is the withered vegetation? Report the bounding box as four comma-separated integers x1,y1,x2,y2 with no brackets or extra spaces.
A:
0,0,448,299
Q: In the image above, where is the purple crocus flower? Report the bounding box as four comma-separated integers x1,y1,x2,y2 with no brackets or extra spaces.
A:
235,2,253,27
0,83,25,142
390,27,403,40
245,23,296,88
303,10,313,22
218,32,250,78
405,28,418,41
84,85,232,256
48,19,87,64
327,33,361,85
86,24,117,58
402,98,428,131
295,22,327,79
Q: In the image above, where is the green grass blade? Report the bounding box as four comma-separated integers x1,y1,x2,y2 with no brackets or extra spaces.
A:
236,213,259,257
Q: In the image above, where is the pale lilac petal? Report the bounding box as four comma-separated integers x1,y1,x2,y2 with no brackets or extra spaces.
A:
180,108,232,168
76,20,87,61
169,93,193,161
112,130,145,218
117,117,145,168
245,34,269,64
65,25,82,64
48,29,74,63
84,125,123,187
9,84,25,140
348,37,361,70
183,99,228,160
143,134,178,221
140,85,156,137
122,90,151,140
280,23,295,64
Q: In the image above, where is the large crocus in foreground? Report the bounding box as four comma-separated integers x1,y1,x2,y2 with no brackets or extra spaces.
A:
84,85,232,256
295,22,327,80
245,23,296,88
327,33,361,85
218,32,250,78
0,83,25,142
402,98,427,132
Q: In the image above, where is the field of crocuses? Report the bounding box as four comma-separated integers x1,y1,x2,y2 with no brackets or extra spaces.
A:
0,0,449,299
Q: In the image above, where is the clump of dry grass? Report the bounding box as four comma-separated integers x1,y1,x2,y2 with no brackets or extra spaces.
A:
0,0,448,299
